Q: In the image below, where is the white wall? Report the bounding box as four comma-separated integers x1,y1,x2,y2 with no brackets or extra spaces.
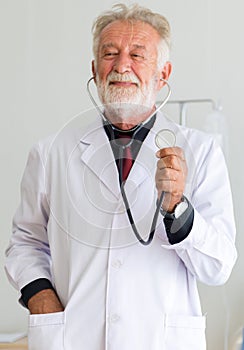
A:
1,1,243,349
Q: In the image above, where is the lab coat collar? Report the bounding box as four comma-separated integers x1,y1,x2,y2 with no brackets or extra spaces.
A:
79,116,121,199
79,112,173,199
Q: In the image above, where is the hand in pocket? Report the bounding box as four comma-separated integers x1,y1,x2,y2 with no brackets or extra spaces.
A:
28,289,64,315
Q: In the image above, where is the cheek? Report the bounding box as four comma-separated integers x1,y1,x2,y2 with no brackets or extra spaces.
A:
97,61,113,81
132,62,159,83
140,72,159,89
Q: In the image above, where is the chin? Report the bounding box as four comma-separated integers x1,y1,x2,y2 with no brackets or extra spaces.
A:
104,102,153,123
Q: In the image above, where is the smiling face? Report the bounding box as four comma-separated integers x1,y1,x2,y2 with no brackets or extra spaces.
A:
92,20,172,129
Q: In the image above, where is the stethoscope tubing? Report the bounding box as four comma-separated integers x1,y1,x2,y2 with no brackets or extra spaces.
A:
87,76,171,245
86,76,171,143
122,183,165,245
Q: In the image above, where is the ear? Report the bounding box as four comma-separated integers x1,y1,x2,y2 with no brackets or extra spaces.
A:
92,60,97,83
158,61,172,89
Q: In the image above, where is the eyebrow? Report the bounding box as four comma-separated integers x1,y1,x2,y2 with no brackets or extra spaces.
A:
101,43,116,50
101,43,146,50
131,44,146,50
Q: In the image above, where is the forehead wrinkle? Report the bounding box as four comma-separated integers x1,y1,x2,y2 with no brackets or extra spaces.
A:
99,20,156,47
97,21,161,64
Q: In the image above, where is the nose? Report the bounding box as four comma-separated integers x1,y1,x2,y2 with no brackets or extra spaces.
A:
113,52,131,74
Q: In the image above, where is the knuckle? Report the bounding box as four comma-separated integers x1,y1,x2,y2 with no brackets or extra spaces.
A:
165,169,171,178
157,159,165,169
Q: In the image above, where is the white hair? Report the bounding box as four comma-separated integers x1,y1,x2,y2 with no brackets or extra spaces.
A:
92,3,171,68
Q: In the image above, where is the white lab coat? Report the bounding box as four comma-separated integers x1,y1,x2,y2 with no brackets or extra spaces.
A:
5,112,237,350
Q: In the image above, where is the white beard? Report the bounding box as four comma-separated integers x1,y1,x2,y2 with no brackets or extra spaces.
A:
96,72,158,120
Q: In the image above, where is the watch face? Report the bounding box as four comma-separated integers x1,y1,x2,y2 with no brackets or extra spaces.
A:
175,200,188,219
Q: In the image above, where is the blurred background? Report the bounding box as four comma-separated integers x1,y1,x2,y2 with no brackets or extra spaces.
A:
0,1,243,349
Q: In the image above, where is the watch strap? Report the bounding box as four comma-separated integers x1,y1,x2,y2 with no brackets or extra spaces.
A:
160,196,188,219
162,197,194,244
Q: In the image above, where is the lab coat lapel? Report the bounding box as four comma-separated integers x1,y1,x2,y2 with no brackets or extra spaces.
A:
79,112,172,199
79,117,121,199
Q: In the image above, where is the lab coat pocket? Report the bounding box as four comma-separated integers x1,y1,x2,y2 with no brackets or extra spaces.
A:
164,314,206,350
28,311,65,350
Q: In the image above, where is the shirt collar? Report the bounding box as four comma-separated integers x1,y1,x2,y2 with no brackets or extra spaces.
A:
103,114,156,143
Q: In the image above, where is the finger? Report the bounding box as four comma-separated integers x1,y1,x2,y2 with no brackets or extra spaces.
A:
155,167,185,191
156,146,185,160
157,155,185,171
156,167,179,182
155,177,183,197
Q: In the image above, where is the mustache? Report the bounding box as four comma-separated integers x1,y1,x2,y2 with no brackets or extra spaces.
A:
107,72,140,85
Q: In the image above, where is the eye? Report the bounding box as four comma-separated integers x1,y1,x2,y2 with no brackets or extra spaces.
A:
103,52,118,58
131,53,145,61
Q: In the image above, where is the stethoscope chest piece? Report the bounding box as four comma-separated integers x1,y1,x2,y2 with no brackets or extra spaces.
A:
86,76,174,245
155,129,176,149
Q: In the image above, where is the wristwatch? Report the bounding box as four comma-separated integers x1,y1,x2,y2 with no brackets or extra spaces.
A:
160,196,189,219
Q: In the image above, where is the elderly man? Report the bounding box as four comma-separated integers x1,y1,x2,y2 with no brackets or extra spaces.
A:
5,3,237,350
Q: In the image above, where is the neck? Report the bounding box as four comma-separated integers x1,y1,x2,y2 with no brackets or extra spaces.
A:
104,105,156,131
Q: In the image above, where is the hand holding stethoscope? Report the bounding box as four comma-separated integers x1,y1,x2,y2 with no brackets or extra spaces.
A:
87,77,187,245
155,132,188,214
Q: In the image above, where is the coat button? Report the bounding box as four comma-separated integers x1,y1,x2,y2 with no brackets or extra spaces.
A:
112,260,122,269
110,314,120,323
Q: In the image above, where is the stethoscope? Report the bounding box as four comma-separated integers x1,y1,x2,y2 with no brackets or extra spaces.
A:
87,76,176,245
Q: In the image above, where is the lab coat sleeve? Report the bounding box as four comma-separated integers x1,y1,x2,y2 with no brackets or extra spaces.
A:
5,143,52,292
161,138,237,286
